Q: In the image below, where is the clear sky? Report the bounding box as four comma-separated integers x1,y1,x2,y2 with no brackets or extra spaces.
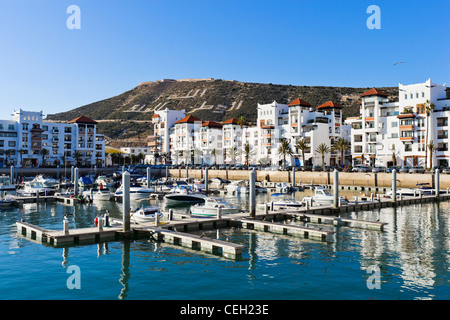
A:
0,0,449,117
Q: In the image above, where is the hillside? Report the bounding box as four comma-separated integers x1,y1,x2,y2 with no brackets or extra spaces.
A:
46,78,398,143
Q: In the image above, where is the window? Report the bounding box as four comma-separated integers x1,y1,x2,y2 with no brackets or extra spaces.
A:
8,124,14,131
422,92,425,98
8,141,15,147
405,94,408,100
405,144,412,152
391,122,398,127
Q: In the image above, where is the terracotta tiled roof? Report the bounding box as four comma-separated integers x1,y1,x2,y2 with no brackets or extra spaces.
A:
202,121,223,128
361,88,389,97
68,115,98,124
152,114,160,118
316,101,344,109
174,115,203,124
222,118,239,125
288,98,311,107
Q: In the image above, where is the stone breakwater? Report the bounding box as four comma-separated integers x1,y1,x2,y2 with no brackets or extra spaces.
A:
170,169,450,189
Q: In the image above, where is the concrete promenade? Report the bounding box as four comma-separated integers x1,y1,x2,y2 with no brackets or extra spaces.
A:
170,169,450,189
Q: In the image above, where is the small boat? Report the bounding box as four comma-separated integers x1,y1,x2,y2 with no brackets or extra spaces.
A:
267,198,304,208
165,187,207,202
385,188,421,197
114,184,154,200
131,206,163,222
302,187,348,205
16,182,55,197
82,188,114,201
224,180,248,194
79,176,94,188
415,183,434,195
96,175,115,188
190,197,240,217
0,196,17,207
0,175,16,192
275,182,291,193
32,175,59,188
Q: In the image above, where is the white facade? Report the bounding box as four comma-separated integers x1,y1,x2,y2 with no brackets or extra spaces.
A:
347,79,450,168
149,108,186,157
0,109,105,168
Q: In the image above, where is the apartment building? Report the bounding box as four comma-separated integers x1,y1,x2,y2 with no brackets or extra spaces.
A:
149,108,186,157
195,121,224,165
347,79,450,168
0,109,105,168
170,115,203,165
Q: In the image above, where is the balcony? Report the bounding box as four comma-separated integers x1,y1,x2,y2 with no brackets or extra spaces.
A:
399,125,415,131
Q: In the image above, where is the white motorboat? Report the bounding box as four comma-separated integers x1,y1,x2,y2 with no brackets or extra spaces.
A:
302,187,348,205
267,199,304,208
17,181,55,197
82,188,114,201
190,197,240,217
114,184,154,200
0,196,17,207
275,182,291,193
225,180,249,194
0,175,16,192
385,187,424,197
165,187,207,202
131,206,163,222
96,175,115,188
32,175,59,188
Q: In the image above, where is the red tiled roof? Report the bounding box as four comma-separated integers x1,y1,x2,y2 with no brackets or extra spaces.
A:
316,101,344,109
361,88,389,97
222,118,239,125
202,121,223,128
174,115,203,124
68,115,98,124
152,114,160,118
288,98,311,107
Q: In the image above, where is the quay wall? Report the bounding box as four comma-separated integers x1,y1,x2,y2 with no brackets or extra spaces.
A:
170,169,450,189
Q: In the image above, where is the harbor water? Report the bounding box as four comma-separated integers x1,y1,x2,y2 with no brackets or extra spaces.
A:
0,190,449,300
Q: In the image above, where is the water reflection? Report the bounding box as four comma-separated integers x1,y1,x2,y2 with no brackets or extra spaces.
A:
5,187,450,299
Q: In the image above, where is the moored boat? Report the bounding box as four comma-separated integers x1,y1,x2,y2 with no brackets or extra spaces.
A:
190,197,240,217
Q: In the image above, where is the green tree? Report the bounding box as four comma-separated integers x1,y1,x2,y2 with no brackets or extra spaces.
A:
333,137,351,166
315,143,330,169
294,138,309,166
277,139,293,166
40,148,50,167
424,100,435,170
427,140,436,169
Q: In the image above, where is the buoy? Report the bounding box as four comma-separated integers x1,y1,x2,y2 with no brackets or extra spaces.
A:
94,217,98,227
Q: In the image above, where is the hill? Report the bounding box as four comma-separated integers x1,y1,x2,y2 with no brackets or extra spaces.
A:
46,78,398,143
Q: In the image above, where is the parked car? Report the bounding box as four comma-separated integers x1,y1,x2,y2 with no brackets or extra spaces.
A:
312,165,323,172
399,166,411,173
385,166,401,173
442,167,450,174
372,166,386,173
352,165,370,172
409,166,425,174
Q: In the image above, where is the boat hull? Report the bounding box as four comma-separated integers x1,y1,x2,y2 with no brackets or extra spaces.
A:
191,207,239,216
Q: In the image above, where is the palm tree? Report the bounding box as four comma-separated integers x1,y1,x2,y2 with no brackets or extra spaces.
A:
18,149,27,167
427,140,436,169
211,148,216,165
277,139,293,166
333,137,351,167
315,143,330,169
243,142,252,167
424,99,435,170
294,138,309,167
40,148,49,167
73,150,83,167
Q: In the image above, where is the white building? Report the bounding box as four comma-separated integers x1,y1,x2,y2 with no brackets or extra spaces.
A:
347,79,450,168
0,109,105,168
149,108,186,159
195,121,224,165
170,115,203,165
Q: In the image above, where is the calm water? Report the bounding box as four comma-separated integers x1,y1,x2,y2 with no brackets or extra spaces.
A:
0,190,449,300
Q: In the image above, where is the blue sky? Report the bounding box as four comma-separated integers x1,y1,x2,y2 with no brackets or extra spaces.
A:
0,0,449,117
